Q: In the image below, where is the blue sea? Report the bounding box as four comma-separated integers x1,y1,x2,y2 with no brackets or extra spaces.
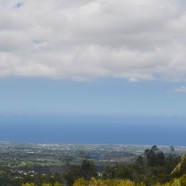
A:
0,115,185,146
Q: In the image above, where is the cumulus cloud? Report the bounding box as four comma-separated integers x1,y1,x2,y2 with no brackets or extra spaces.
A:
0,0,186,81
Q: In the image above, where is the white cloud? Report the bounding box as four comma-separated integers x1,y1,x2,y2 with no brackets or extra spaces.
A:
0,0,186,81
170,86,186,94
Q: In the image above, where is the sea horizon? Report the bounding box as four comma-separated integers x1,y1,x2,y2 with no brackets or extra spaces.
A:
0,115,185,146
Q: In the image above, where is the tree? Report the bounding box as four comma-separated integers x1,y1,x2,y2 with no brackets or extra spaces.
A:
80,159,97,180
144,146,165,167
64,156,74,167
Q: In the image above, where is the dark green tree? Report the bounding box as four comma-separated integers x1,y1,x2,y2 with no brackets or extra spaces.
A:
144,145,165,167
80,159,97,180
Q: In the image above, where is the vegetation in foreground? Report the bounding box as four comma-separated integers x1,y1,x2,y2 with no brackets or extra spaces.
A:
1,145,186,186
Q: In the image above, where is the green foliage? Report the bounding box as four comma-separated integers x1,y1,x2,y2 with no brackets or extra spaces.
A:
180,174,186,186
64,159,97,185
0,145,186,186
172,155,186,177
103,163,134,180
79,178,142,186
54,182,63,186
73,178,137,186
80,159,98,180
41,183,52,186
22,183,36,186
144,145,165,167
117,179,135,186
22,182,62,186
71,175,186,186
72,178,87,186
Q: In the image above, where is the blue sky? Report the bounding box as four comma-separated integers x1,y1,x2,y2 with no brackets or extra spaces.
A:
0,77,186,117
0,0,186,144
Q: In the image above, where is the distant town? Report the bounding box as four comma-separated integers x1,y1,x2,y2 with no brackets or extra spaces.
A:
0,141,186,185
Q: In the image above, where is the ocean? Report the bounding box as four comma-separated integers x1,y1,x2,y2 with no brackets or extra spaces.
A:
0,115,185,146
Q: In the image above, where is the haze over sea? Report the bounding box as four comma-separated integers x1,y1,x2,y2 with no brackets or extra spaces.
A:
0,115,185,146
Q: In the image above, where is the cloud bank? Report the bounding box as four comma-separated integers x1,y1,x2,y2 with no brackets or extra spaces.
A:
0,0,186,81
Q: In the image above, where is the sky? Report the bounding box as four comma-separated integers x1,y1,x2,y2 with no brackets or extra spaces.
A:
0,0,186,144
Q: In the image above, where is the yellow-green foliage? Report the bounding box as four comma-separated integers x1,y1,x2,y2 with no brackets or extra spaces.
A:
152,178,181,186
72,178,137,186
88,177,119,186
72,175,186,186
135,181,146,186
21,174,186,186
172,178,181,186
88,177,106,186
180,174,186,186
72,178,88,186
54,182,63,186
41,184,52,186
22,182,62,186
22,183,37,186
172,154,186,177
117,179,135,186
